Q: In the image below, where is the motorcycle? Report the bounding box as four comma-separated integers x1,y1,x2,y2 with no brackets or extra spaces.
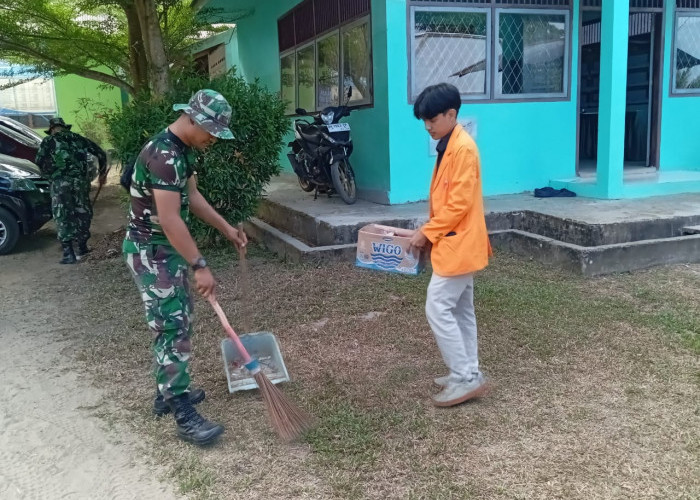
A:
287,86,357,204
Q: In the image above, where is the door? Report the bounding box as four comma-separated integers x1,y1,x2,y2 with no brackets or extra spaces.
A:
577,11,662,172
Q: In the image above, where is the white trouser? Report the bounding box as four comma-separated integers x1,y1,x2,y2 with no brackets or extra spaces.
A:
425,272,479,383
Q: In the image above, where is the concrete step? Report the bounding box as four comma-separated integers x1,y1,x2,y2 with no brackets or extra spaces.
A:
490,229,700,276
682,225,700,235
260,195,700,248
243,217,356,263
258,197,420,247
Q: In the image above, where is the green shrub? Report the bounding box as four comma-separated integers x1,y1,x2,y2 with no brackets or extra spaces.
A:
105,69,289,245
73,97,113,150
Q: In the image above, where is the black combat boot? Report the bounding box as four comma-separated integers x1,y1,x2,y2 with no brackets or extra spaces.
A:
154,388,205,416
60,241,77,264
75,239,91,260
169,395,224,446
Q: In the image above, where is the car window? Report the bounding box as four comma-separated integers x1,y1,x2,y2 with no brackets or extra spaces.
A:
0,118,42,149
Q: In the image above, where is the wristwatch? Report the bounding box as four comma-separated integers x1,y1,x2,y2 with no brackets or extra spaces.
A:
191,257,207,271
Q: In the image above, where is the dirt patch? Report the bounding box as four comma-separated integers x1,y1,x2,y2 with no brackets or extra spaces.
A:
62,246,700,500
3,173,698,499
90,227,126,261
0,176,180,499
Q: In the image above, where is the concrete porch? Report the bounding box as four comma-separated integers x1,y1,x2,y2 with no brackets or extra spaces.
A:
246,173,700,276
550,169,700,199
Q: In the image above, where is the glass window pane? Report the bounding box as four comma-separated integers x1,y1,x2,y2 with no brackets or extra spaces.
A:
498,13,567,96
413,10,489,97
343,22,372,105
280,53,296,114
318,34,340,109
675,15,700,91
297,45,316,111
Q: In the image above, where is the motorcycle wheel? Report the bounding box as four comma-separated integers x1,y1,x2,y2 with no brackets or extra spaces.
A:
330,159,357,204
298,176,315,192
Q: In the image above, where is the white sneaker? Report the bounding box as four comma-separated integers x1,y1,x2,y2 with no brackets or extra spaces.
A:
433,375,450,387
432,373,490,407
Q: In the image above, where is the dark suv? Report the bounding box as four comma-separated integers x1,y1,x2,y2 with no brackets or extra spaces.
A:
0,116,52,254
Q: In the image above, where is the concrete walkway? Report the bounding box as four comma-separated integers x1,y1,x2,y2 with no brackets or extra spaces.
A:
265,173,700,227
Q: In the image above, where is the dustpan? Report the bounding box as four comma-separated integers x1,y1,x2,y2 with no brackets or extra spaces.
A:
221,332,291,392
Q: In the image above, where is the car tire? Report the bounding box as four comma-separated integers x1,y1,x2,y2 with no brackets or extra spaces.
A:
0,207,20,255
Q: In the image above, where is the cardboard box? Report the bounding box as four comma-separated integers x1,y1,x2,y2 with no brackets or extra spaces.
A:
355,224,425,275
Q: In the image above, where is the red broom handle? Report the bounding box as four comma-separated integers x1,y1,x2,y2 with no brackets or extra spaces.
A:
208,296,253,365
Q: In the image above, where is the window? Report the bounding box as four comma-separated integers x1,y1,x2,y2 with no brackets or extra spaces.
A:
673,11,700,94
278,0,372,114
409,2,571,102
317,33,340,109
297,44,316,112
343,20,372,106
496,10,569,98
412,9,490,99
281,53,296,114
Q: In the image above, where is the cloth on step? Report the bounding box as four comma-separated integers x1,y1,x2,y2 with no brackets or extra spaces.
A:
534,187,577,198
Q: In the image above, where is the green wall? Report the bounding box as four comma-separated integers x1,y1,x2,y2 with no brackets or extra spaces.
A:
53,73,122,144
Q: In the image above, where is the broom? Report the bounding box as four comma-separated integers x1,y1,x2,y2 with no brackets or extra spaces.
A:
207,251,314,441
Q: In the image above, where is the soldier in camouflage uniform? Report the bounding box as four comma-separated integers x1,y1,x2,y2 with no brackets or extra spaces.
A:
35,117,107,264
123,89,247,446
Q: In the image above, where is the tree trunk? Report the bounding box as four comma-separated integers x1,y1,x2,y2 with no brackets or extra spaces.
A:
135,0,170,96
124,3,149,94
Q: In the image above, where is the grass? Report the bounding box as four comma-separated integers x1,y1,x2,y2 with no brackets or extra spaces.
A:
50,243,700,500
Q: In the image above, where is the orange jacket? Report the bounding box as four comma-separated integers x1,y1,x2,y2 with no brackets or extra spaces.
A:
420,124,492,277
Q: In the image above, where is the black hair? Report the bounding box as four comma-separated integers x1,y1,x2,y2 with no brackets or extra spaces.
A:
413,83,461,120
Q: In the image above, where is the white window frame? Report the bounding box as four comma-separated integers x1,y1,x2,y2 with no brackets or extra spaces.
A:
295,41,316,113
280,49,297,114
494,8,570,100
340,15,373,108
315,30,341,111
672,10,700,96
410,6,492,101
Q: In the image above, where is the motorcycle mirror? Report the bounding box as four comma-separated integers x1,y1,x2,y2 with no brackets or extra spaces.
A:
295,108,307,115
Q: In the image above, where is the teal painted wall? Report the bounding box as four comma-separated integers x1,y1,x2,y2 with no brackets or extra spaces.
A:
225,30,244,80
205,0,700,202
385,0,580,203
230,0,391,200
659,2,700,171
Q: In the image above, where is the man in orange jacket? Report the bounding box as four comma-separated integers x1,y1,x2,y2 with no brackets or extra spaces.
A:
408,83,492,407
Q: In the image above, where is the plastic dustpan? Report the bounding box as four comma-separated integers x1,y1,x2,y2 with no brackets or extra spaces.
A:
220,332,291,392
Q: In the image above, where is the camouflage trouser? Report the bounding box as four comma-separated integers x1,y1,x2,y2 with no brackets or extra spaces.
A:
51,176,92,244
125,244,194,401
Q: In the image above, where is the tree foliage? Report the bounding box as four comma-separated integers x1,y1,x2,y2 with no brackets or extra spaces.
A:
105,69,290,244
0,0,226,96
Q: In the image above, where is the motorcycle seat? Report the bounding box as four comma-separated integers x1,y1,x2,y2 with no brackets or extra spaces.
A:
296,123,321,145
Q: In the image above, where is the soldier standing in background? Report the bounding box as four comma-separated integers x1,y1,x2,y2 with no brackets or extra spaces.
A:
35,117,107,264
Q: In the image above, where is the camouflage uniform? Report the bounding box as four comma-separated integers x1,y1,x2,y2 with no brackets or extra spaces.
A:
123,89,234,403
35,124,107,244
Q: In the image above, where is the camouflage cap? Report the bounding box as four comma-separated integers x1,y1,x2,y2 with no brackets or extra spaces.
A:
44,117,72,135
173,89,234,140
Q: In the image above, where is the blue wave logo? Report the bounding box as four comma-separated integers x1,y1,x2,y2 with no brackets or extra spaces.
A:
370,253,403,269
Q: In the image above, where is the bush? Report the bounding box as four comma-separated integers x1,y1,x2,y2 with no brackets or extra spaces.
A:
105,69,289,245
